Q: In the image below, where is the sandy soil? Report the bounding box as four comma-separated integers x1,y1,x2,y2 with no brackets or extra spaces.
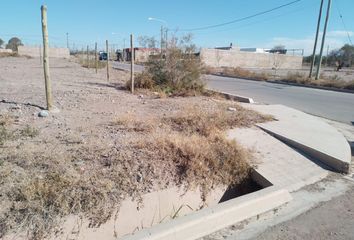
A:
0,56,269,238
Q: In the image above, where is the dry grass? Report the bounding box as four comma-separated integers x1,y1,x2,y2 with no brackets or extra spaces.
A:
112,113,156,132
79,59,107,69
0,101,271,239
204,66,269,81
284,72,354,90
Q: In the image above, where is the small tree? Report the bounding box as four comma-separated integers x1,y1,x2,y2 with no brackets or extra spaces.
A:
327,44,354,67
6,37,23,52
0,38,4,48
137,36,157,48
128,34,204,94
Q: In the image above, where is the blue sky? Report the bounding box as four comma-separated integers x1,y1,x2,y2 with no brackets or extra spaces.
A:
0,0,353,55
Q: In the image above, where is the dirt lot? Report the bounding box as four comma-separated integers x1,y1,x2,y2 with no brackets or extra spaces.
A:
0,56,270,239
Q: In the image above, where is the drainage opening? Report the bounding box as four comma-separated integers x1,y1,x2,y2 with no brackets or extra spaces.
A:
218,170,272,203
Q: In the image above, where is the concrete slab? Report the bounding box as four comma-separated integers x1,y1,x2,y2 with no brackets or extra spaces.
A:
244,104,352,173
227,127,328,192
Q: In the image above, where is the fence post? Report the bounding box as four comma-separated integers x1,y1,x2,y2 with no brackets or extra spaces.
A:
95,42,98,73
130,34,134,93
106,40,109,81
41,5,53,111
86,45,89,68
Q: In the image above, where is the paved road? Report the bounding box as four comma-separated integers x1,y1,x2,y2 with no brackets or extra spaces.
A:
111,62,354,124
205,75,354,124
112,62,144,72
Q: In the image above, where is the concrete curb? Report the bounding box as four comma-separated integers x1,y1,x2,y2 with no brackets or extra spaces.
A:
120,186,292,240
258,126,351,173
207,73,354,94
207,89,255,103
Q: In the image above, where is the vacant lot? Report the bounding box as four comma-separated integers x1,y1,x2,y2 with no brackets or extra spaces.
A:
0,56,270,239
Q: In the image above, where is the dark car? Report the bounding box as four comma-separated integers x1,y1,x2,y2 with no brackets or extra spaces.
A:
99,52,107,61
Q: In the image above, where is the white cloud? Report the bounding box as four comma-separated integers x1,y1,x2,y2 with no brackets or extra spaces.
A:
327,30,354,38
265,30,352,55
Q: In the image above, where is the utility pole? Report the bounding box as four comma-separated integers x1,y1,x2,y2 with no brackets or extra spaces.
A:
66,32,69,49
95,42,98,73
86,45,89,68
130,34,135,94
106,40,110,81
309,0,324,78
165,28,168,51
316,0,332,80
123,38,126,62
160,25,163,54
41,5,53,111
326,44,329,66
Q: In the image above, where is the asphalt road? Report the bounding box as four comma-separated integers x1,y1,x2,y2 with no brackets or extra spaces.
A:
112,61,145,72
205,75,354,124
111,62,354,124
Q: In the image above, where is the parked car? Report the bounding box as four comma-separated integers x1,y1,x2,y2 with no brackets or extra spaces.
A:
99,52,107,61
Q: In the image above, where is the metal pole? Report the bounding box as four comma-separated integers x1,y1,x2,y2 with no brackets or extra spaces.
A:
95,42,98,73
106,40,110,81
165,29,168,51
66,32,69,49
160,25,163,54
130,34,135,94
316,0,331,80
41,5,53,111
309,0,324,78
86,45,89,68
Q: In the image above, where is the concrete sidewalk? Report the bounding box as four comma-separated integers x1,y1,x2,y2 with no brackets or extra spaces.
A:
227,127,328,193
242,104,352,173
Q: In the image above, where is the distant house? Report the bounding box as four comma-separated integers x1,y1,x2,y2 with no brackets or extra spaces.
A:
122,47,160,62
240,48,268,54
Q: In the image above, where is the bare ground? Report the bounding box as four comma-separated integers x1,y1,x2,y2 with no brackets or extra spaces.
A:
0,56,270,239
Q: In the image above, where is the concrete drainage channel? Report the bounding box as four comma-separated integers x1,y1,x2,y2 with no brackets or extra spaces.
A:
118,171,291,240
54,170,292,240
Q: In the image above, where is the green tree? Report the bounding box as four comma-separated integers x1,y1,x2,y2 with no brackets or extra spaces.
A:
0,38,4,48
6,37,23,52
340,44,354,66
327,44,354,67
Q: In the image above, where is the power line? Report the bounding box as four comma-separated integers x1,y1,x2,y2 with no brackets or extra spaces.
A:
334,0,353,45
179,0,302,31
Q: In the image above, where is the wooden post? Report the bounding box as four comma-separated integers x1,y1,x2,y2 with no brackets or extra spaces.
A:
86,45,89,68
41,5,53,111
130,34,134,93
106,40,109,81
95,42,98,73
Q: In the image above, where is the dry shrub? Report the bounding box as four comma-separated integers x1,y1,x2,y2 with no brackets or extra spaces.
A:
284,72,354,90
0,114,15,146
79,59,107,69
113,113,156,132
164,104,272,137
0,101,271,239
128,48,205,95
20,125,39,138
136,132,251,192
126,72,155,90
